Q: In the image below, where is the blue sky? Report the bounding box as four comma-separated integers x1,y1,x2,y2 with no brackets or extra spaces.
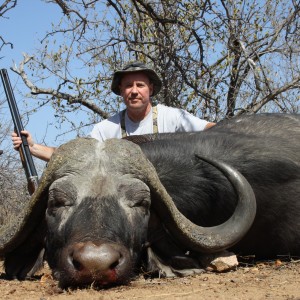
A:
2,2,58,69
1,1,87,148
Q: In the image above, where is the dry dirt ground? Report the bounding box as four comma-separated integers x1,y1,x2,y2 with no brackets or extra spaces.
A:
1,259,300,300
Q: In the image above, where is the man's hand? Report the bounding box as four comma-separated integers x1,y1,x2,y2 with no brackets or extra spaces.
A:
11,130,56,162
11,130,34,151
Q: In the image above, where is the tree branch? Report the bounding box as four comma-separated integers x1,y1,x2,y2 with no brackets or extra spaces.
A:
11,54,109,119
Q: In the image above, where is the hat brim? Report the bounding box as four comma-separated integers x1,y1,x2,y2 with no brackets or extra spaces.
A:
111,68,162,96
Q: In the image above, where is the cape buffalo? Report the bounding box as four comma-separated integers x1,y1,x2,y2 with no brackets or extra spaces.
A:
0,113,299,288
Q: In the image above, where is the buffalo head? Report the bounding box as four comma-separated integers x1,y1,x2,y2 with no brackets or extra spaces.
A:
0,137,256,287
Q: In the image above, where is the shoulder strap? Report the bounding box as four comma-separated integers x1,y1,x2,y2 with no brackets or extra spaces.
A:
121,106,158,137
152,106,158,134
121,109,127,138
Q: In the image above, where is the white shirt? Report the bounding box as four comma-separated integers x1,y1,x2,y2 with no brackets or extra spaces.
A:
89,104,208,142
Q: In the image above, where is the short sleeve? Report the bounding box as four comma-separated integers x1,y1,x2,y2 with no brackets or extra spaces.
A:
177,109,208,132
88,113,122,142
157,104,208,133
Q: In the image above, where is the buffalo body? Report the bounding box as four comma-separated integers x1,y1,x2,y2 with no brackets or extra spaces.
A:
0,113,299,288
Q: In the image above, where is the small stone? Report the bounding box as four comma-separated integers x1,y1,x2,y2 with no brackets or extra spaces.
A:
199,250,239,272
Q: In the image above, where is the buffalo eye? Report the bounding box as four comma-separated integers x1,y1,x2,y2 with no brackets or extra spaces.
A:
130,194,151,215
118,177,151,215
47,189,73,216
132,198,150,210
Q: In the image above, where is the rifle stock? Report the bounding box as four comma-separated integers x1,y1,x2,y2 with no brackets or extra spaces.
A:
0,68,38,195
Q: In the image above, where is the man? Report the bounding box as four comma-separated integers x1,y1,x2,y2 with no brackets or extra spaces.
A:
12,61,215,162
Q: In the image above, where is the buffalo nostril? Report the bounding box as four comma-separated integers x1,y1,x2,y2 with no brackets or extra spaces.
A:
109,259,120,270
72,258,84,271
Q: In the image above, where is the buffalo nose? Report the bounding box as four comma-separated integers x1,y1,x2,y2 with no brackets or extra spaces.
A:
70,241,123,285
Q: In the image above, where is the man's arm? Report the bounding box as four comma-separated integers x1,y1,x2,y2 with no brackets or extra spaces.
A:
204,122,216,130
11,130,56,162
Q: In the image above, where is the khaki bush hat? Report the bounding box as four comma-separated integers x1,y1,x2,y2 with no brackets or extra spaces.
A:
111,61,162,96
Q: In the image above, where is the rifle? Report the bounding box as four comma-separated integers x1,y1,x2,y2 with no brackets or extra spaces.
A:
0,68,38,195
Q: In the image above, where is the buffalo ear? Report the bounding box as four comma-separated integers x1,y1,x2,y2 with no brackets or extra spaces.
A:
4,218,47,280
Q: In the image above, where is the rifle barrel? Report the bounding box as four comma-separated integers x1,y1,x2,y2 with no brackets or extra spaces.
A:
0,69,38,194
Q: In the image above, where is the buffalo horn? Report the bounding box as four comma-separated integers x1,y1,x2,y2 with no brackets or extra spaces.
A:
0,138,96,255
145,154,257,253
